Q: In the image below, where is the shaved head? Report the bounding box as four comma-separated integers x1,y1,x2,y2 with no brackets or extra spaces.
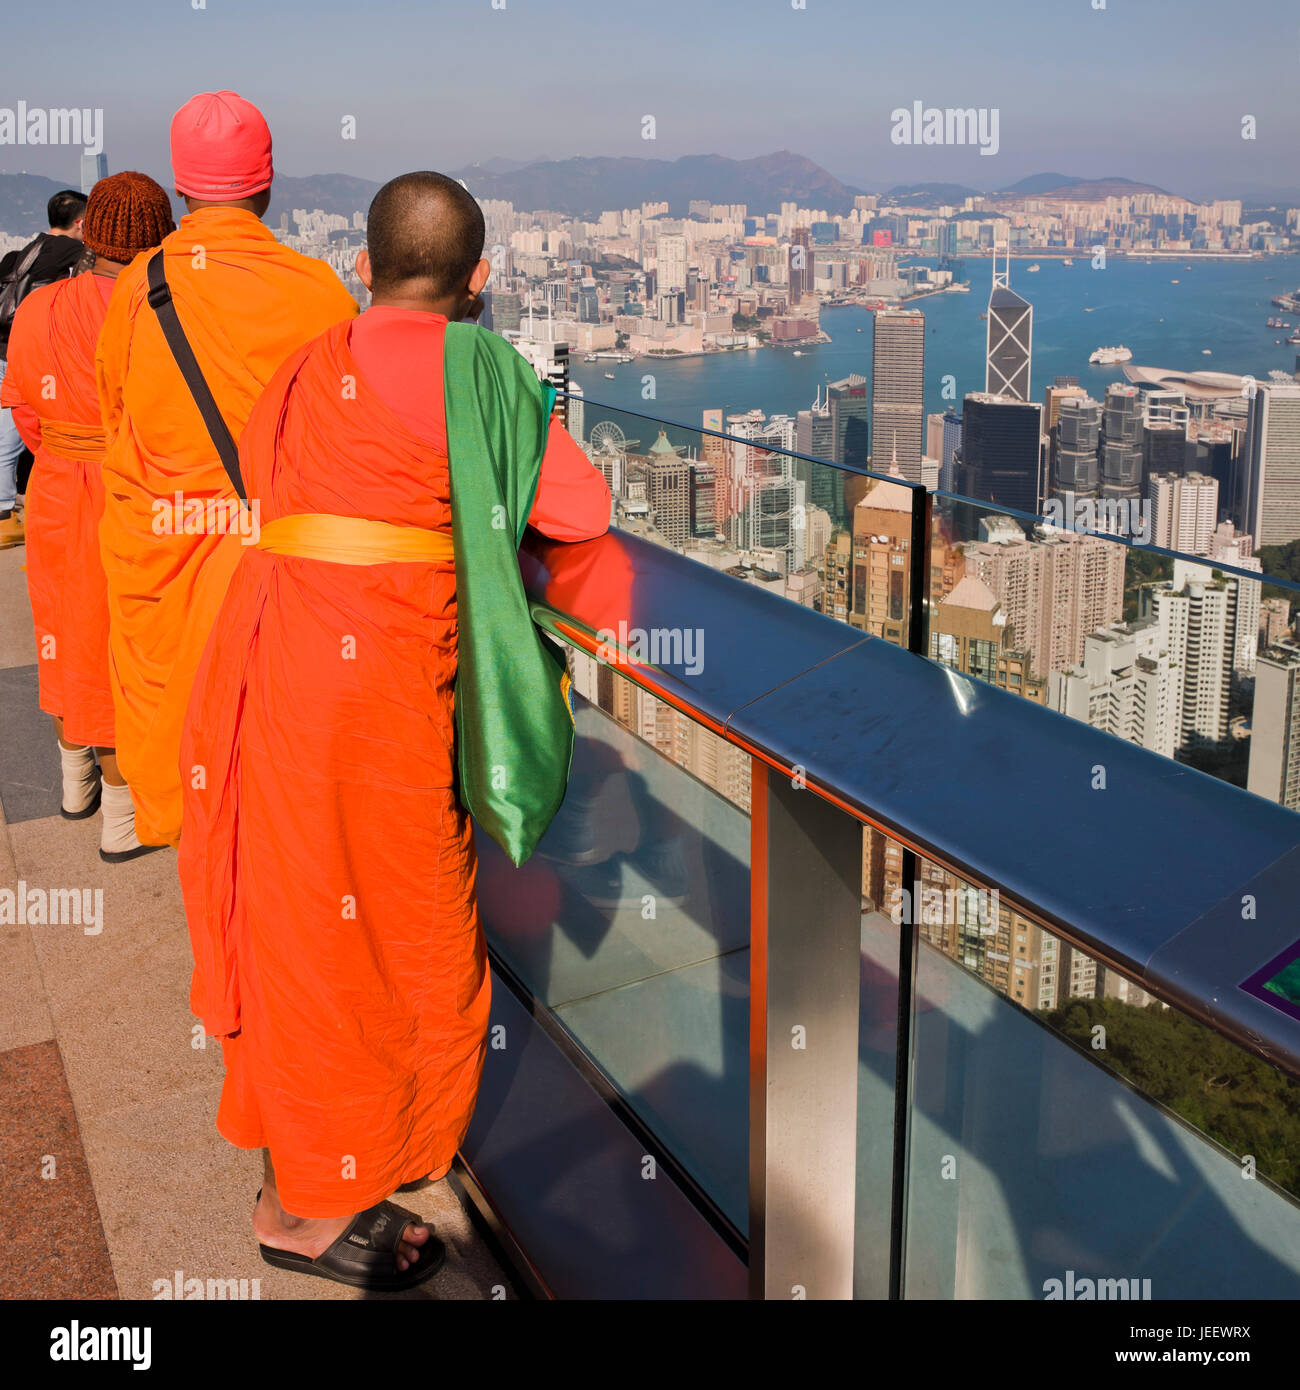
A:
366,172,485,299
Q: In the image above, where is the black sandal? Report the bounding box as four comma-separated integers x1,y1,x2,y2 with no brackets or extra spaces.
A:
257,1192,446,1291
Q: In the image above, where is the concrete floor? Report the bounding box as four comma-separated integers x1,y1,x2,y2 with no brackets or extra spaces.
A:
0,544,514,1301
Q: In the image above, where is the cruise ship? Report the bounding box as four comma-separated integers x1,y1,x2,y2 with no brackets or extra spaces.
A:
1090,345,1133,364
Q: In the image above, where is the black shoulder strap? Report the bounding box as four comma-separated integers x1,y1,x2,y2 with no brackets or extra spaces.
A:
145,250,246,502
6,236,44,286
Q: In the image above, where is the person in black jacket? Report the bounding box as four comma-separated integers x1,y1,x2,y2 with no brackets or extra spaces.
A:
0,189,87,547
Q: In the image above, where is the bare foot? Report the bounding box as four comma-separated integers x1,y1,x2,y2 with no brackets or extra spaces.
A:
254,1188,432,1273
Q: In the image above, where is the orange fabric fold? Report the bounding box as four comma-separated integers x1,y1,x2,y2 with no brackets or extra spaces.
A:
179,317,484,1216
2,273,117,745
39,419,108,461
96,207,357,845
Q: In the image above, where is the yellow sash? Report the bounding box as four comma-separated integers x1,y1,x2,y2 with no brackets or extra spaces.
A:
255,513,454,565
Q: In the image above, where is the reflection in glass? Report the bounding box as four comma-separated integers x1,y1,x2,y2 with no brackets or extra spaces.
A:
476,665,750,1230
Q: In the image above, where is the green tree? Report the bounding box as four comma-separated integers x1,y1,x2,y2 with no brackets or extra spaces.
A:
1040,996,1300,1196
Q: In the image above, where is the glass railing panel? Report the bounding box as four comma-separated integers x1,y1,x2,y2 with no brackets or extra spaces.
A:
565,389,1300,670
898,853,1300,1299
474,655,750,1233
926,489,1298,805
565,393,901,633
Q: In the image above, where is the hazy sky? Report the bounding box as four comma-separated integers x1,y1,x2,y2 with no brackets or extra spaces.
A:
2,0,1297,200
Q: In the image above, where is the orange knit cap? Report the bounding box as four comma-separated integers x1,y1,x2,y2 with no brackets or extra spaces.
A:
83,171,175,264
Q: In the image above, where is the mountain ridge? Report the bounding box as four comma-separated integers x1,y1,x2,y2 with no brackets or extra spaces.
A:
449,150,867,218
0,162,1231,236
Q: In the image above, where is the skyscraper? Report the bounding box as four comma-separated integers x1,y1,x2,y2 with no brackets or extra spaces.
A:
80,152,107,193
703,408,727,533
1053,395,1102,508
1140,560,1240,752
690,463,717,539
509,331,571,428
1248,637,1300,810
930,575,1046,701
985,246,1032,401
657,233,688,292
1260,595,1292,649
1043,379,1086,491
1043,378,1084,435
1245,381,1300,545
926,412,946,463
789,227,812,304
826,374,870,468
964,521,1126,679
1048,620,1179,760
723,412,800,569
957,393,1045,513
940,410,962,493
1207,523,1262,677
1147,471,1218,554
850,476,915,643
795,388,844,526
645,431,692,548
871,308,925,482
1140,388,1190,483
1100,383,1143,503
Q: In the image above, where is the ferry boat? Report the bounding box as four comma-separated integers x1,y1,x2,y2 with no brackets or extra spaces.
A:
1090,345,1133,365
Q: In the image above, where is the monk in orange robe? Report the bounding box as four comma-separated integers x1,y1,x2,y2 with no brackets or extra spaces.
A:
179,173,610,1290
1,173,175,860
96,91,356,847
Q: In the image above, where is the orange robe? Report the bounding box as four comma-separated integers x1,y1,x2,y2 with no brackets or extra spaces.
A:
96,207,357,845
1,272,116,746
178,309,609,1216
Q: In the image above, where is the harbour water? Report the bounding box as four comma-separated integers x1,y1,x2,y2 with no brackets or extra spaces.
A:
570,255,1300,450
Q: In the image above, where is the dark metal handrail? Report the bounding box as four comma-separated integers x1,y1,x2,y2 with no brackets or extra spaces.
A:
521,526,1300,1082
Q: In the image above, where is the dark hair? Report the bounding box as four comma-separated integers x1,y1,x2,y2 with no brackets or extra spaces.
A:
366,171,485,298
47,189,88,230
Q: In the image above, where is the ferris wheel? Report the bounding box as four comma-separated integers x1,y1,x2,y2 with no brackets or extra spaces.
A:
590,420,638,454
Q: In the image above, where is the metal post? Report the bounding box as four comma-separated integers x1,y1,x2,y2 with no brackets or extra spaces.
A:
749,759,863,1300
907,483,932,655
886,482,931,1299
887,846,920,1300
